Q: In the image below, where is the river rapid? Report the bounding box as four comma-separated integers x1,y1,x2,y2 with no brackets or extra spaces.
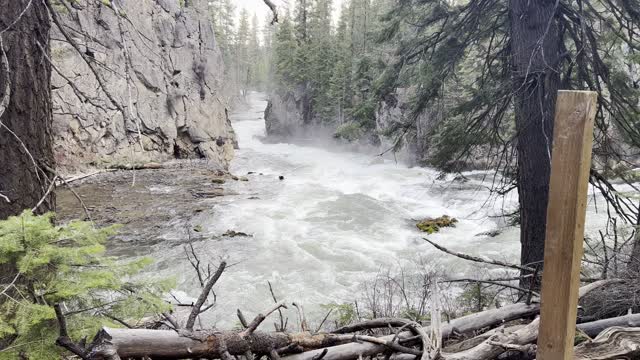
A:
150,91,615,327
62,92,611,328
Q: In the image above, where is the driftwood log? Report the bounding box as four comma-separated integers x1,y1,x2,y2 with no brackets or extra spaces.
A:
89,329,351,359
577,313,640,337
574,327,640,359
285,303,539,360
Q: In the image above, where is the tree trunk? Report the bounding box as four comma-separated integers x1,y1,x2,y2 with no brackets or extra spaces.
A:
510,0,561,290
0,0,54,220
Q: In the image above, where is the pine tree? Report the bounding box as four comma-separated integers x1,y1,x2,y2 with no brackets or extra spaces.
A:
236,9,251,96
329,1,354,124
209,0,237,96
0,212,171,358
273,12,298,87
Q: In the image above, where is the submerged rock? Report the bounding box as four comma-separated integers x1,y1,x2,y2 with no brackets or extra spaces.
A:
416,215,458,234
222,230,252,238
475,229,502,238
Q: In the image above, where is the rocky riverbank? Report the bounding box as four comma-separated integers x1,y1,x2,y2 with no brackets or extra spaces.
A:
56,160,252,257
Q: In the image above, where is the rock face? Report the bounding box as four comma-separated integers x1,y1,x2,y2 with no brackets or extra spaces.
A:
264,85,310,139
265,86,432,163
51,0,236,170
374,89,433,165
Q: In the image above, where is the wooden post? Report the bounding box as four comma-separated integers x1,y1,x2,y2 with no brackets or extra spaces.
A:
537,90,598,359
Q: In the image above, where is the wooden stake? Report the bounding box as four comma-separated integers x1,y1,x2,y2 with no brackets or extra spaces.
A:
537,90,598,359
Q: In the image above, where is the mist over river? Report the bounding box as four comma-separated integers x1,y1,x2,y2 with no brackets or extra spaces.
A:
88,92,611,328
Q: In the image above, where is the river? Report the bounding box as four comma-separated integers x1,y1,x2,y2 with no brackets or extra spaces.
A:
60,91,613,328
160,92,521,327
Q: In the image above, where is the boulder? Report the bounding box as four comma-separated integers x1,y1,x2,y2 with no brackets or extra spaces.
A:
416,215,458,234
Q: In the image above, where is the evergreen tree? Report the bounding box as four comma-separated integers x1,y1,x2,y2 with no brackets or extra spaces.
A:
329,1,354,125
273,12,298,87
0,212,171,358
376,0,640,288
248,14,262,89
236,9,251,96
209,0,238,97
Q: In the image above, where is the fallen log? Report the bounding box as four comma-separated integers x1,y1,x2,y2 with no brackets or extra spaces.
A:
284,303,539,360
285,279,617,360
89,329,351,359
577,313,640,338
574,327,640,359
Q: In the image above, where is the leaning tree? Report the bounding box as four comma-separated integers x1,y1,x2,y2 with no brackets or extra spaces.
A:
376,0,640,288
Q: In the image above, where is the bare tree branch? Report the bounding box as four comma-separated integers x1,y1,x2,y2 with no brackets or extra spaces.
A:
185,261,226,331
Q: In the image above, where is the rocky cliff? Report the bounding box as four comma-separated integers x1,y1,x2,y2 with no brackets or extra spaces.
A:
264,88,432,164
51,0,236,170
374,89,432,165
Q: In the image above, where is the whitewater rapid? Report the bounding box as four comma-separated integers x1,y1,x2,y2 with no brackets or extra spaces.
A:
156,92,609,327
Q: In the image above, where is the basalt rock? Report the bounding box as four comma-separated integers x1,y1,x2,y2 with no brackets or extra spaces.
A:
51,0,236,171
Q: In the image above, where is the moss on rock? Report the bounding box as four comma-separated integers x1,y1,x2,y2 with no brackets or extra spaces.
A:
416,215,458,234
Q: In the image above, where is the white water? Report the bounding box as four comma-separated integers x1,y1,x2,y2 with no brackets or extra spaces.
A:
156,92,612,328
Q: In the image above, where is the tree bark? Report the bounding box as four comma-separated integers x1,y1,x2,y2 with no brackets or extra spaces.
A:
510,0,561,290
0,0,54,220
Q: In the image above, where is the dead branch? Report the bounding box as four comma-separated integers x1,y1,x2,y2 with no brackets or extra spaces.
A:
238,309,249,328
269,280,287,331
442,279,539,298
162,311,179,330
54,304,89,359
240,300,288,337
41,164,93,222
60,170,117,185
423,238,534,272
315,309,333,334
262,0,278,24
185,261,226,331
32,174,58,213
293,302,309,332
